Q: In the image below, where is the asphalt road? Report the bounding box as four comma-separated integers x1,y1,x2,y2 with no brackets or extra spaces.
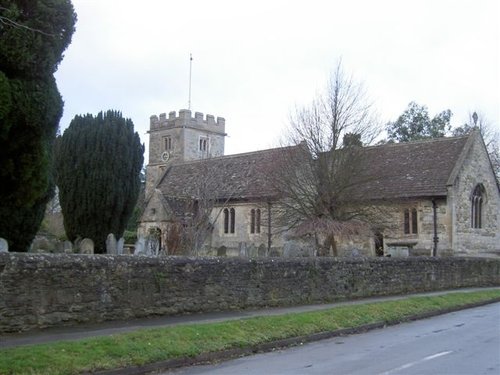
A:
167,302,500,375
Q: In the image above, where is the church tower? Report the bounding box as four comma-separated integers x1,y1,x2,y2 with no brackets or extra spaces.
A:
145,109,226,197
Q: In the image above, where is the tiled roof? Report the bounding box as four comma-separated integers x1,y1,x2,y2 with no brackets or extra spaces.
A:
157,145,306,201
156,134,471,202
350,135,469,200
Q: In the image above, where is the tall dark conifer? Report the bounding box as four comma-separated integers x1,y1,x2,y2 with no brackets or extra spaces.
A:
55,111,144,253
0,0,76,251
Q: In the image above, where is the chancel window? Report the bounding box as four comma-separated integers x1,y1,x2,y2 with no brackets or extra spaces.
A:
404,208,418,234
250,208,261,234
223,208,235,234
471,184,484,228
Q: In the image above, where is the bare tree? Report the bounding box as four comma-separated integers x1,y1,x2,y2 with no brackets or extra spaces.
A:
161,158,244,256
272,61,382,255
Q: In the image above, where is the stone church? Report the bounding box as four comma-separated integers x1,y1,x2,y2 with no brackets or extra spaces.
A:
139,109,500,257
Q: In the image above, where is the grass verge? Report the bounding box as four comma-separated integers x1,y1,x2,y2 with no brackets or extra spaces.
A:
1,289,499,374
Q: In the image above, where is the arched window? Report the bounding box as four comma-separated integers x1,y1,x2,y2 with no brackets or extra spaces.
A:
223,208,229,234
471,184,485,228
223,208,235,234
250,208,261,234
230,208,235,234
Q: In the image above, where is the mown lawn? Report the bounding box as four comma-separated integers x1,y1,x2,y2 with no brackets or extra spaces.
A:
1,289,499,375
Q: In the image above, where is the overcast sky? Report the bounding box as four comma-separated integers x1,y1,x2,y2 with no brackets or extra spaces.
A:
55,0,499,159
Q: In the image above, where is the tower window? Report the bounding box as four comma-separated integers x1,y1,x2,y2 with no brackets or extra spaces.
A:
199,137,209,152
164,136,172,151
250,208,261,234
404,208,418,234
471,184,485,228
223,207,235,234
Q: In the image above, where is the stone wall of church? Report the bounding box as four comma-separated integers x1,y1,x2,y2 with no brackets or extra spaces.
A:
374,199,452,256
208,202,277,257
451,136,500,256
1,253,498,333
206,199,455,258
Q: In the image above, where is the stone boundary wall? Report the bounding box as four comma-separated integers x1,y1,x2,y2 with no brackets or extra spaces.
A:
1,254,499,333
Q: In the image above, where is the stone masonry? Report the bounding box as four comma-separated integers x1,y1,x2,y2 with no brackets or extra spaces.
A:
146,110,226,198
1,253,498,333
450,134,500,256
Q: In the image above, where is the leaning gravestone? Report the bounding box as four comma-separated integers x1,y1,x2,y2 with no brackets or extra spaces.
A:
0,238,8,253
117,237,124,255
106,233,117,255
80,238,94,254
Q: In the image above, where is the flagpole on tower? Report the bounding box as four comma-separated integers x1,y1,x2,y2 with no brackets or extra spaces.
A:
188,53,193,110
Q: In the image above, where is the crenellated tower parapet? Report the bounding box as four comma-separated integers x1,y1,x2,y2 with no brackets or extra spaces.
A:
146,108,227,198
149,109,226,135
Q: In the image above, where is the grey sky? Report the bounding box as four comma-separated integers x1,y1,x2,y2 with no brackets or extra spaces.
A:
55,0,499,159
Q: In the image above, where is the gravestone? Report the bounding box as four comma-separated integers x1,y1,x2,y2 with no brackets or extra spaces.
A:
106,233,117,255
117,237,124,255
283,240,312,257
0,238,8,253
350,248,361,257
247,244,257,258
55,241,65,253
217,245,227,257
80,238,94,254
63,241,73,254
239,242,248,257
258,244,267,257
145,236,159,256
30,237,54,253
134,237,146,255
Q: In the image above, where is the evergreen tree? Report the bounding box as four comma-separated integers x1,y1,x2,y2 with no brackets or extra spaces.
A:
55,111,144,253
386,102,452,143
0,0,76,251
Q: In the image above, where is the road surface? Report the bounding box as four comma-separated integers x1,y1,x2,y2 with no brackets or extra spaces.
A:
167,302,500,374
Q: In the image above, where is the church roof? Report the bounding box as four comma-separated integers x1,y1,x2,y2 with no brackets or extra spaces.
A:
350,134,470,200
156,145,306,202
155,134,472,203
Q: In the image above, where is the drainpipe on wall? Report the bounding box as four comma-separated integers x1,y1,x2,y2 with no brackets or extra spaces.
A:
267,201,272,255
432,199,439,256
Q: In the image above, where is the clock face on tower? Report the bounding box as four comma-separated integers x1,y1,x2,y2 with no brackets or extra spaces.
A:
161,151,170,162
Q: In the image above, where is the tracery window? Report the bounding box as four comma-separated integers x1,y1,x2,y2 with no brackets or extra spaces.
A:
471,184,484,229
250,208,261,234
404,208,418,234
